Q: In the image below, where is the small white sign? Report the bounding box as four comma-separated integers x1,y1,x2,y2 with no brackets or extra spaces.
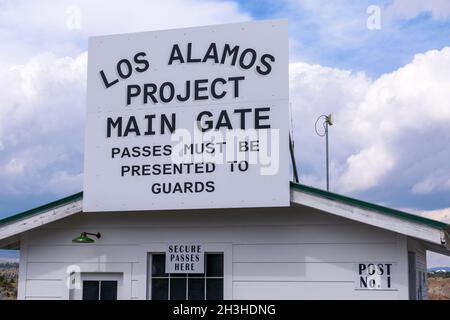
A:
165,244,204,274
355,263,396,290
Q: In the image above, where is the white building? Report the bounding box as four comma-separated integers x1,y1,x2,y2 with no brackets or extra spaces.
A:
1,182,449,300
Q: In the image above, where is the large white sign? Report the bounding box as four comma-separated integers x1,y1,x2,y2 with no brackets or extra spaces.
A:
165,244,204,274
83,19,290,212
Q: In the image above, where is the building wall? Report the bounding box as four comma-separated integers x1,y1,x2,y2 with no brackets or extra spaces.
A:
407,238,428,300
18,204,410,300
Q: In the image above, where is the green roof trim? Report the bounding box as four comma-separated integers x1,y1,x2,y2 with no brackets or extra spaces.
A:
290,182,449,230
0,191,83,226
0,183,448,231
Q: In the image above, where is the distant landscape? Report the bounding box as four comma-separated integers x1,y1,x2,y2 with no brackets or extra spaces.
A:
0,262,18,300
428,270,450,300
1,263,449,300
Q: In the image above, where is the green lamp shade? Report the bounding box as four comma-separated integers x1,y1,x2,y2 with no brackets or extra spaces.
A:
72,233,95,243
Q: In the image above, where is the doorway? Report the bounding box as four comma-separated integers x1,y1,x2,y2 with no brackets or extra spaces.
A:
408,252,416,300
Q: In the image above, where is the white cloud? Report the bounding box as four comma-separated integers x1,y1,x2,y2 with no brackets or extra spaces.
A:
46,171,84,195
0,1,449,206
290,46,450,195
401,207,450,224
0,0,251,63
339,143,395,192
3,158,25,175
0,52,87,146
289,61,371,189
411,171,450,195
385,0,450,21
421,208,450,224
0,52,87,196
1,45,449,201
0,0,251,197
339,47,450,192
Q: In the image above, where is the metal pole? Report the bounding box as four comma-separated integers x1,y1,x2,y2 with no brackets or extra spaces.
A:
315,114,332,192
289,133,299,183
325,122,329,192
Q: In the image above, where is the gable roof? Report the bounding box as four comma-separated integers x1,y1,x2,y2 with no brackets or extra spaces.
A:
290,182,450,253
0,193,83,249
0,192,83,226
290,183,449,230
0,183,449,252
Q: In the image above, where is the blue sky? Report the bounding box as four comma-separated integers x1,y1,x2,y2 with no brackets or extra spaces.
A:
236,0,450,77
0,0,450,266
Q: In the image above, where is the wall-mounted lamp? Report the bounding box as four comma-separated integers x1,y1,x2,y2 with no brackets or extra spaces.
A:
72,232,101,243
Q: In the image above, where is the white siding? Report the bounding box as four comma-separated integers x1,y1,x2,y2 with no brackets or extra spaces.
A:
25,279,65,299
233,282,400,300
19,205,410,300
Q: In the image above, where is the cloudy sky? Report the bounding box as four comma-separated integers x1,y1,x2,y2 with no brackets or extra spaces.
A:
0,0,449,266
